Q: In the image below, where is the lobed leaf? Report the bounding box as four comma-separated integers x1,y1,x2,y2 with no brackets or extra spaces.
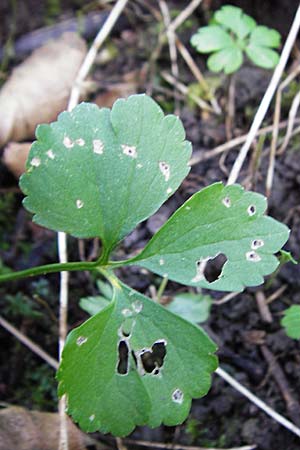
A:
190,26,234,53
281,305,300,340
249,25,281,48
166,293,212,324
214,5,256,40
20,95,191,252
245,44,279,69
130,183,289,292
57,280,217,436
207,46,243,74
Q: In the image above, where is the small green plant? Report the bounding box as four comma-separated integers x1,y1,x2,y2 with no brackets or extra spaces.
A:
0,94,289,436
281,305,300,339
190,5,281,74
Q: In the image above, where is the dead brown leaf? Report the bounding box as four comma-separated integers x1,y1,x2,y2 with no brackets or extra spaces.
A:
0,33,87,147
0,406,106,450
2,142,32,178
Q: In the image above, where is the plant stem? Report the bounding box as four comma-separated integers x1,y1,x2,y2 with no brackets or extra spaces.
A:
0,260,99,283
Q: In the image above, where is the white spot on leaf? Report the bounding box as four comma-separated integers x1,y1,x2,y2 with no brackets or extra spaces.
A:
46,149,55,160
93,139,104,154
172,388,184,404
76,199,84,209
76,336,88,346
89,414,95,422
247,205,256,216
76,138,85,146
30,157,41,167
159,161,170,181
122,308,133,317
251,239,264,250
122,144,137,158
185,206,191,211
63,136,74,148
222,196,231,208
246,251,261,262
132,300,143,313
192,257,210,283
159,258,165,266
167,187,172,194
137,163,143,169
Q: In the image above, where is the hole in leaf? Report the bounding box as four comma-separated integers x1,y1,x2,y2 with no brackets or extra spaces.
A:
204,253,227,282
117,340,129,375
140,340,167,374
247,205,256,216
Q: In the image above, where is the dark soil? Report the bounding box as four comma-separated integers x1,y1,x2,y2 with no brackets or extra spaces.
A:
1,1,300,450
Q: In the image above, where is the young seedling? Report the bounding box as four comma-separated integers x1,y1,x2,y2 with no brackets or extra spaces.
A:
0,94,289,436
190,4,281,74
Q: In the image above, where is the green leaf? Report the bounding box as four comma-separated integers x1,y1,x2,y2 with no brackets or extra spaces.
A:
246,44,279,69
130,183,289,292
214,5,256,40
166,293,212,324
79,296,110,316
250,25,281,48
207,46,243,74
20,95,191,252
190,26,234,53
281,305,300,340
57,280,217,436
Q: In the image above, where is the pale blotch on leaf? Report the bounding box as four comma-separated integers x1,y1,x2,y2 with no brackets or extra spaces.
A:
63,136,74,148
185,206,191,211
89,414,95,422
159,161,170,181
251,239,264,250
30,157,41,167
159,258,165,266
122,144,137,159
192,257,210,283
93,139,104,155
222,196,231,208
172,388,184,404
46,149,55,160
132,300,143,313
76,138,85,146
167,187,172,194
137,163,143,169
76,199,84,209
247,204,256,216
76,336,88,346
122,308,133,317
246,251,261,262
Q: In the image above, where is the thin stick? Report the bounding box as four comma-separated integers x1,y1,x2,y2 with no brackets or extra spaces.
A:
123,437,256,450
255,290,273,323
190,118,300,165
279,89,300,153
159,0,180,114
168,0,203,33
161,71,213,112
266,64,300,197
0,315,58,370
58,1,129,449
227,4,300,185
216,366,300,438
68,0,129,109
175,37,221,114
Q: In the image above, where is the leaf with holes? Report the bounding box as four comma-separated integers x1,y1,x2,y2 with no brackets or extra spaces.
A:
281,305,300,340
57,280,217,436
20,94,191,252
129,183,289,292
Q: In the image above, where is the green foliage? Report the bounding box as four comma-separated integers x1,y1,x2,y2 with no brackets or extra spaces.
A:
190,5,281,73
57,280,217,436
281,305,300,340
19,94,290,436
20,95,191,255
79,280,112,316
166,293,212,324
130,183,289,292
